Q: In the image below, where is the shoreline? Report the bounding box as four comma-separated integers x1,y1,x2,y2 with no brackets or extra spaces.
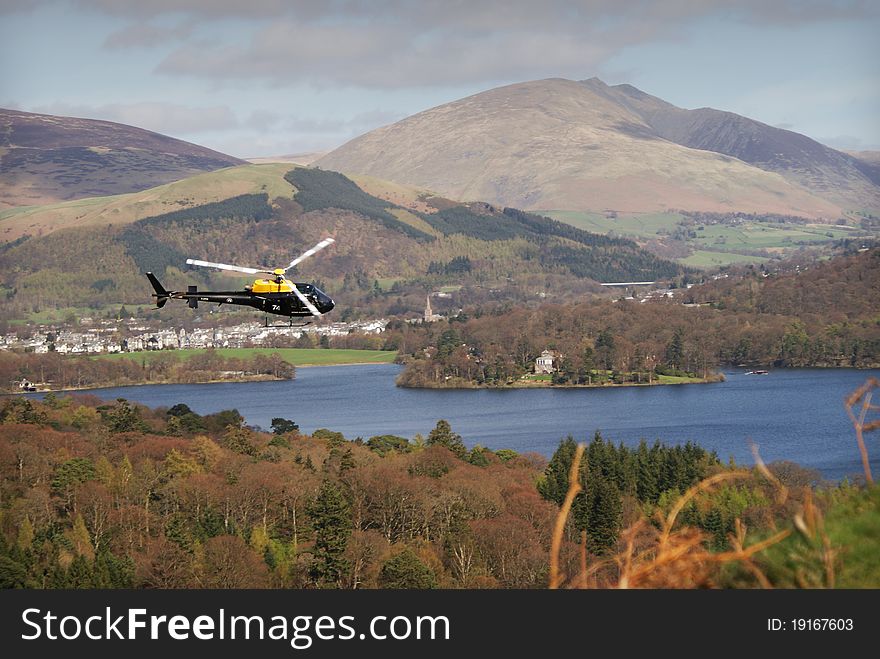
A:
397,374,725,390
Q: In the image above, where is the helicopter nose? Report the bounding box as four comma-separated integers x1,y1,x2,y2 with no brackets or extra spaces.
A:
316,291,334,313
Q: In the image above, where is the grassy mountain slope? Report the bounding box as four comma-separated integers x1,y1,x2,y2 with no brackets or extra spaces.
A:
0,163,295,243
0,108,244,209
316,78,843,219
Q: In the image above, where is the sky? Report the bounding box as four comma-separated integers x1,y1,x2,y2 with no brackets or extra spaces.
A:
1,0,878,157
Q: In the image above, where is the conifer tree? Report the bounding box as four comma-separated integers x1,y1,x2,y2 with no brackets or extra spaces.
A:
426,420,467,459
308,480,352,587
378,548,438,589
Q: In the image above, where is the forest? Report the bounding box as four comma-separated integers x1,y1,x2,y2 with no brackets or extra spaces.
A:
0,390,877,589
392,248,880,387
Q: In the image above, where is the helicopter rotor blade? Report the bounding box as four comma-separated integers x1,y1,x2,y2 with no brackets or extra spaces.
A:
290,284,322,317
283,238,335,273
185,259,270,275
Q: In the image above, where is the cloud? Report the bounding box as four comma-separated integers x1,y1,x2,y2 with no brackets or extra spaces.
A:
138,1,878,89
29,101,239,134
61,0,879,25
154,20,631,89
13,1,861,89
103,20,196,49
0,0,42,14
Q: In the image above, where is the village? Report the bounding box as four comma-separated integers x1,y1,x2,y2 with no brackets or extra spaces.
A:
0,316,389,356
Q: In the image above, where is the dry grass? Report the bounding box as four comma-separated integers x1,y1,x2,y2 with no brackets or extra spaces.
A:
844,377,879,484
549,377,879,589
548,450,791,589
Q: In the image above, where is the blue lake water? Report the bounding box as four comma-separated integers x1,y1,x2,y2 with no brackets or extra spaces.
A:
57,365,880,481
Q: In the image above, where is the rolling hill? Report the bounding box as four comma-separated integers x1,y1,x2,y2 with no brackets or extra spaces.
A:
316,78,869,218
0,108,244,209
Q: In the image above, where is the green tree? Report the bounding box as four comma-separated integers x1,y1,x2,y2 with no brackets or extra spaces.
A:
665,327,685,370
167,403,205,433
538,437,583,506
468,445,491,467
437,329,461,359
52,458,98,506
222,425,257,456
1,398,47,425
0,555,30,588
378,548,438,589
308,480,352,587
426,420,467,459
581,476,623,554
578,345,595,383
102,399,149,433
366,435,411,456
271,418,299,435
595,329,616,371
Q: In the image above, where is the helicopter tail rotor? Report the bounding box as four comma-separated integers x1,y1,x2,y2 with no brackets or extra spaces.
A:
145,272,170,308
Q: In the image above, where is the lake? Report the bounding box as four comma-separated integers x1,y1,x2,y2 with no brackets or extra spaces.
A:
57,365,880,481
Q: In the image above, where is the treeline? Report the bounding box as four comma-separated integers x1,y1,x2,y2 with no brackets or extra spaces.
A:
120,225,188,275
392,249,880,387
0,350,294,392
0,395,847,589
120,193,273,274
135,194,273,229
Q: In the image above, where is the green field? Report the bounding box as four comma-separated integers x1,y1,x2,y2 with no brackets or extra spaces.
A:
544,210,865,269
99,347,398,366
690,222,855,250
679,250,771,269
376,277,404,292
541,210,683,238
654,373,708,384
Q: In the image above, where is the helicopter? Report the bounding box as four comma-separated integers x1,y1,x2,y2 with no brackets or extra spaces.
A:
146,237,336,325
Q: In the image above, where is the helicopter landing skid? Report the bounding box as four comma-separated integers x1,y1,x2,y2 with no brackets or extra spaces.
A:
264,315,312,329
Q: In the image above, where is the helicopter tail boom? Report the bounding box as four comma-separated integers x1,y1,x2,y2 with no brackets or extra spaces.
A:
145,272,170,308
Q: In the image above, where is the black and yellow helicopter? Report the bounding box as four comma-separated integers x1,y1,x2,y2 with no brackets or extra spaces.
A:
146,238,336,324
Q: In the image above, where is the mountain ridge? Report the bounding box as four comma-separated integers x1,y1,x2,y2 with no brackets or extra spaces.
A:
581,78,880,211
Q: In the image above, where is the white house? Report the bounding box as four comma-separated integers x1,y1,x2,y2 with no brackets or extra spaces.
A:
534,350,557,374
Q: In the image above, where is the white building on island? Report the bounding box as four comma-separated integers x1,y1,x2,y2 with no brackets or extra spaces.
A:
534,350,557,374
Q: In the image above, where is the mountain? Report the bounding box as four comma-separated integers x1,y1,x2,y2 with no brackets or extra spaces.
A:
316,78,869,218
0,108,244,209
